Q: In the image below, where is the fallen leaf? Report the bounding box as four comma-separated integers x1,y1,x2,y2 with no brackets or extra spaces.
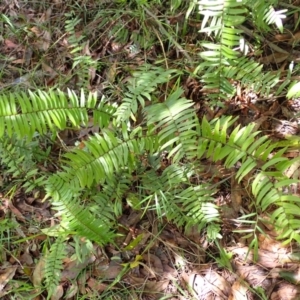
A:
8,200,26,222
0,265,17,292
87,277,108,292
288,31,300,45
94,260,123,279
271,282,300,300
12,58,26,64
32,257,46,288
142,253,164,277
50,285,64,300
258,52,289,65
61,255,95,281
4,39,19,49
65,282,78,299
231,177,242,212
229,280,248,300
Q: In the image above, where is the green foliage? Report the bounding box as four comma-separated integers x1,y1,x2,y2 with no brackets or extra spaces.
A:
1,1,300,293
0,80,299,295
0,89,114,138
64,12,96,89
115,65,181,122
44,235,67,298
197,0,286,101
0,134,48,192
0,86,299,241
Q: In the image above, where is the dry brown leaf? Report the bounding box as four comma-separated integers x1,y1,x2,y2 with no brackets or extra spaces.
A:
41,31,51,51
258,233,287,252
204,271,231,299
94,260,123,279
231,177,242,212
142,253,164,277
4,39,19,50
233,262,272,291
61,255,95,281
30,26,43,36
125,274,169,293
11,58,26,64
20,251,34,266
0,265,17,292
42,62,58,76
36,7,52,23
271,282,300,300
288,31,300,45
50,285,64,300
187,273,207,298
32,257,46,287
258,52,289,65
65,282,78,299
229,246,294,268
144,279,169,294
229,280,248,300
8,200,26,222
87,277,108,292
274,33,292,41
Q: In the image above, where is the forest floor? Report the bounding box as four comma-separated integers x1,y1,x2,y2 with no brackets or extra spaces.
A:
1,0,300,299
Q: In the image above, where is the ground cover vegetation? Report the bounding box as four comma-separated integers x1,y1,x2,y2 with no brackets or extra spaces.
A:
1,0,300,299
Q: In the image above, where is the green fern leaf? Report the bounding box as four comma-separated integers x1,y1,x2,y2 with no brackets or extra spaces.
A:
44,235,67,298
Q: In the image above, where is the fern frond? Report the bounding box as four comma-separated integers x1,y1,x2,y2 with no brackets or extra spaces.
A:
44,235,67,299
0,89,115,138
115,65,180,122
196,116,300,243
91,172,131,218
0,134,48,191
46,174,115,245
145,87,198,161
57,128,158,188
223,57,280,95
198,0,281,100
140,164,219,231
177,185,219,231
246,0,287,33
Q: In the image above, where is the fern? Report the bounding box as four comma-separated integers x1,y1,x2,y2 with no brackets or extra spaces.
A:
44,235,67,298
145,87,198,161
247,0,287,33
0,134,48,192
64,13,95,89
115,65,180,122
0,89,115,138
197,0,282,100
46,173,116,246
0,87,300,244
